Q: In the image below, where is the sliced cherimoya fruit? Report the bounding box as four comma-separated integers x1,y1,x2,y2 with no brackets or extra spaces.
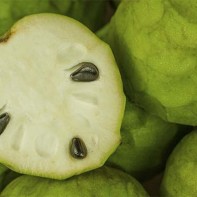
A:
0,14,125,180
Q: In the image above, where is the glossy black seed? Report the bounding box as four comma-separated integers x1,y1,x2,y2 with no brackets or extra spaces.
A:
70,62,99,82
70,137,87,159
0,112,10,135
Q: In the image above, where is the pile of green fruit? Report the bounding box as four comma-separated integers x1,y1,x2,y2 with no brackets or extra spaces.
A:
0,0,196,196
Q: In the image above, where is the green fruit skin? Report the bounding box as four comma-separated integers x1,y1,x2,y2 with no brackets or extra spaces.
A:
0,164,9,191
0,0,106,35
160,130,197,197
99,0,197,125
65,1,107,32
106,99,190,180
0,167,149,197
109,0,121,9
0,170,21,192
0,165,7,175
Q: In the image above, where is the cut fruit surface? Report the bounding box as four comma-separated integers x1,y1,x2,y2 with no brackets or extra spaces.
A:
0,14,125,179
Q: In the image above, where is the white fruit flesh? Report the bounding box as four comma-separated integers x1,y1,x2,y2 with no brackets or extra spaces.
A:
0,14,125,179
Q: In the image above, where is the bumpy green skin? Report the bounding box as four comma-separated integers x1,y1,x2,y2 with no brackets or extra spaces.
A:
100,0,197,125
0,0,106,35
0,167,149,197
160,130,197,197
106,100,189,180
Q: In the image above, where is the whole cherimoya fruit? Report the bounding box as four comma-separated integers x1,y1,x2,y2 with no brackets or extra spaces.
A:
99,0,197,125
160,130,197,197
0,167,149,197
0,0,106,34
0,13,125,180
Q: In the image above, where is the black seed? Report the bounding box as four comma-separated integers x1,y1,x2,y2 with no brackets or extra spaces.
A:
0,112,10,135
70,62,99,82
70,137,87,159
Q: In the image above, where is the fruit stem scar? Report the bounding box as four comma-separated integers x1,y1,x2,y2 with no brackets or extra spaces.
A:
0,112,10,135
70,137,87,159
0,31,12,43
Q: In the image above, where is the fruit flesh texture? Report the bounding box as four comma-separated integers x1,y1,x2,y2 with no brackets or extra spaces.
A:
99,0,197,125
107,99,189,180
0,0,106,35
160,130,197,197
0,167,149,197
0,14,125,180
